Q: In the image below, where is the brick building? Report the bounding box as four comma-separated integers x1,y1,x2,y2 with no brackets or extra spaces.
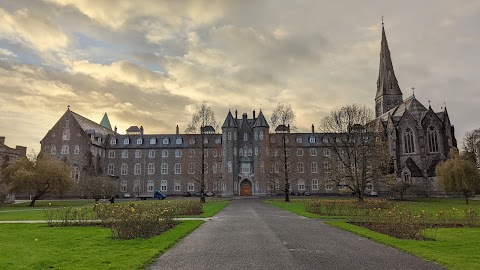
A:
0,136,27,203
40,23,456,197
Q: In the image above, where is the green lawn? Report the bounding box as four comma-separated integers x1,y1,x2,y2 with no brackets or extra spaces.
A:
327,221,480,270
192,199,230,217
0,220,203,270
396,198,480,216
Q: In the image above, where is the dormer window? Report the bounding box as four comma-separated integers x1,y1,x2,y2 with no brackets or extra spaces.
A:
149,138,156,144
137,138,143,145
296,137,302,143
110,138,117,145
163,138,169,145
176,138,183,145
124,138,130,145
309,136,316,143
322,137,329,144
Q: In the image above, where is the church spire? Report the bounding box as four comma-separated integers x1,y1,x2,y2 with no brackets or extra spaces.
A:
375,20,403,117
100,113,112,130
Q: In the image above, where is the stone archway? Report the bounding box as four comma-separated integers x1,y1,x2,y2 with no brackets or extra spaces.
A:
240,179,252,196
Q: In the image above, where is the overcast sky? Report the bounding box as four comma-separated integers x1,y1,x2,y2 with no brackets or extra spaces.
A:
1,0,479,153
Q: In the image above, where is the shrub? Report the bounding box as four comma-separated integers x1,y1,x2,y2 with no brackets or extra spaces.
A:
44,206,97,227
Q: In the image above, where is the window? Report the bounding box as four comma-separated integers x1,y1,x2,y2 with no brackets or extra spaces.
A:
215,137,221,144
325,181,334,191
311,162,318,173
62,128,70,140
298,179,305,191
339,181,348,191
107,164,114,175
189,137,196,144
227,161,232,173
310,148,317,156
71,165,80,181
259,131,264,140
275,179,280,190
134,163,141,175
147,180,154,192
241,163,251,173
324,162,332,174
189,149,195,157
150,138,156,144
274,162,279,173
176,138,183,144
254,132,258,140
161,163,168,174
403,171,412,183
297,162,304,173
255,147,258,156
175,149,182,157
233,132,237,140
248,148,253,156
309,136,316,143
296,137,302,143
161,180,168,192
137,138,143,145
188,163,194,174
227,132,231,140
51,146,56,155
71,145,79,154
121,164,128,175
148,149,155,158
174,180,181,191
322,137,329,144
188,181,194,191
111,138,117,145
163,138,169,145
244,133,248,141
427,126,439,153
135,150,142,158
312,179,319,190
404,127,415,154
174,163,181,174
213,149,218,157
239,148,243,157
121,150,128,158
270,137,277,143
133,180,140,192
121,180,127,192
323,148,330,157
124,138,129,145
61,145,69,154
297,148,303,156
162,149,168,157
147,163,155,175
108,150,115,158
204,162,208,174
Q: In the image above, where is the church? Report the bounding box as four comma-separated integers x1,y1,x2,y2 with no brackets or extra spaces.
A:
40,23,456,197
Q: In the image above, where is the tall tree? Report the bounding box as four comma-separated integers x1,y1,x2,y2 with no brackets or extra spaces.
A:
185,102,217,203
436,148,480,204
321,104,389,201
270,103,296,202
462,129,480,164
2,153,73,206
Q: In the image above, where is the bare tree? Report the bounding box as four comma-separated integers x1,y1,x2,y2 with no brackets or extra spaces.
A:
185,102,217,203
321,104,390,201
462,129,480,164
78,175,119,202
270,103,296,202
2,153,73,206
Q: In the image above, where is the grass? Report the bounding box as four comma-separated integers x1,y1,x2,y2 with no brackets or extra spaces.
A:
326,220,480,270
396,198,480,216
265,199,337,218
0,220,203,270
191,199,230,217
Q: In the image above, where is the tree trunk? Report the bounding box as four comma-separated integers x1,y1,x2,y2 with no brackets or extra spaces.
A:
285,184,290,202
464,190,469,204
200,131,206,204
28,193,44,207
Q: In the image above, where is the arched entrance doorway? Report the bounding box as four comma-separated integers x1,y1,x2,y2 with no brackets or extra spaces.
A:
240,180,252,196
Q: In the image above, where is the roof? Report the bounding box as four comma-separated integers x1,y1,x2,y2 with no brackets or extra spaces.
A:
376,23,402,99
378,95,428,123
71,111,114,136
222,111,238,128
126,126,141,133
100,113,112,130
403,157,423,177
253,110,269,128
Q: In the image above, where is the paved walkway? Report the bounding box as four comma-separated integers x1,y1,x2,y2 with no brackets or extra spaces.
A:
149,198,444,270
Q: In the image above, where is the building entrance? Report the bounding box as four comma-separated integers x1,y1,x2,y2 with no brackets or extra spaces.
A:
240,180,252,196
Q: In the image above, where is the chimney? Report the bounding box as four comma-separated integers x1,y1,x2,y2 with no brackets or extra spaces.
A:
0,136,4,145
312,124,315,133
114,126,117,134
140,126,144,135
176,125,179,134
242,113,247,120
253,110,256,120
235,110,238,119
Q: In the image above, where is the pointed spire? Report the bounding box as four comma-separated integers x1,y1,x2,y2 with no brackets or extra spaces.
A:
376,21,403,99
100,113,112,130
222,110,238,128
253,110,269,128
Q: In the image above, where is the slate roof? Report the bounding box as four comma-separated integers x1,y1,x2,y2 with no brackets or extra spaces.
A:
71,111,114,136
403,157,423,177
253,111,269,128
100,113,112,130
376,24,402,99
378,95,429,123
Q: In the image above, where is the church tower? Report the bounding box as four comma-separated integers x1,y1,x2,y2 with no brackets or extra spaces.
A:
375,21,403,117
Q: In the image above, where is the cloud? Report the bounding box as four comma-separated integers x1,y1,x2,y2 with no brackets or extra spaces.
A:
0,48,16,57
0,8,69,52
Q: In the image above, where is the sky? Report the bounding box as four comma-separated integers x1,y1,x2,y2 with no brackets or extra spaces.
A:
0,0,479,153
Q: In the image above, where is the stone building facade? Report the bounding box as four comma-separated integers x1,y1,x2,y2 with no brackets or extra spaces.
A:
40,23,456,197
0,136,27,203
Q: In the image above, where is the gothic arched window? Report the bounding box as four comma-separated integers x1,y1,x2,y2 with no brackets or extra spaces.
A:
427,126,439,153
403,127,415,154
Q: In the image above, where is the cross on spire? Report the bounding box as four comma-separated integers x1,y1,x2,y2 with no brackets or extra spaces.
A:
67,105,70,110
411,86,415,96
381,15,384,25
